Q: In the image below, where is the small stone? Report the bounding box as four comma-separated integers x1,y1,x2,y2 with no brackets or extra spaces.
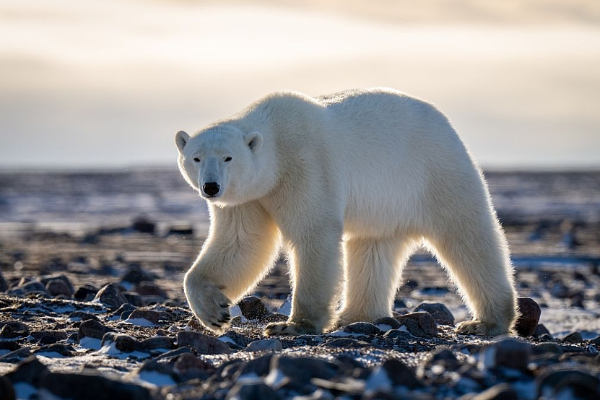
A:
0,322,29,338
0,271,9,292
533,324,551,337
493,338,531,371
246,339,283,352
396,312,438,338
134,281,168,298
384,329,413,341
270,355,338,384
176,331,231,355
127,309,170,325
94,283,128,309
173,352,214,381
20,280,49,295
562,331,584,343
515,297,541,337
30,331,68,345
381,358,420,389
325,338,370,348
41,275,74,297
74,285,98,302
413,302,455,326
373,317,402,331
343,322,380,335
5,355,49,386
471,383,518,400
536,364,600,400
532,343,563,356
34,344,75,357
233,354,274,379
131,216,156,234
238,296,269,320
139,336,174,351
78,319,113,340
425,348,461,372
112,303,138,319
226,382,282,400
0,375,15,400
68,311,100,322
102,333,139,353
121,264,154,285
41,371,152,400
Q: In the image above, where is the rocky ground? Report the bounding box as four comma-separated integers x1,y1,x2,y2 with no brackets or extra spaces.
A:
0,170,600,399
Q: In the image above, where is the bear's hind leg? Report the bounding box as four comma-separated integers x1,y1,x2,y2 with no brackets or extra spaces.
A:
426,222,517,336
338,237,416,326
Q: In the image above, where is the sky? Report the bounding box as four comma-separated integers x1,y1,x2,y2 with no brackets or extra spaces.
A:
0,0,599,170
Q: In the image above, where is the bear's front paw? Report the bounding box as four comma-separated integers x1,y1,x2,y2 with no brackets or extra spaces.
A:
186,282,232,334
456,320,508,337
264,321,319,336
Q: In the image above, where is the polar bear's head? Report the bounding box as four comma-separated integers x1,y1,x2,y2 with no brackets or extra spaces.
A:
175,126,266,205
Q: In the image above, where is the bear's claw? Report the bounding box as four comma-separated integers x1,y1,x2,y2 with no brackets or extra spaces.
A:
456,320,508,336
264,321,318,336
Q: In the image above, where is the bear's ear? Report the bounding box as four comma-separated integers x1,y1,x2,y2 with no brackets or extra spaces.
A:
245,131,263,153
175,130,190,153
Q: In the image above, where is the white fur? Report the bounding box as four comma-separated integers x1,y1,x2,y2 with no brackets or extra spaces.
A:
176,88,518,336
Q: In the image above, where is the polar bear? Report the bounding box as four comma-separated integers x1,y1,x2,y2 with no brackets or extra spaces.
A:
175,88,518,337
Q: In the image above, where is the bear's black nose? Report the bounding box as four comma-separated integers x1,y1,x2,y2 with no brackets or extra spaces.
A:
203,182,220,197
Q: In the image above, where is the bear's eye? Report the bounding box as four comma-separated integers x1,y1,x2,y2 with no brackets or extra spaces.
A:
193,157,201,163
224,157,232,162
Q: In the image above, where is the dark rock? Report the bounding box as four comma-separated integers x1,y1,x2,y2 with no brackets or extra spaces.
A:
139,336,174,351
127,309,170,324
533,323,551,337
173,352,214,381
246,339,282,352
536,364,600,400
123,293,145,307
30,330,68,344
94,283,128,309
0,375,15,400
176,331,231,355
493,338,531,371
74,285,98,302
34,344,75,357
221,331,251,348
233,354,274,379
238,296,269,320
383,329,413,341
0,321,30,339
381,358,420,389
533,343,563,356
396,312,438,338
78,319,113,340
42,371,152,400
325,338,370,348
226,382,282,400
515,297,541,337
113,303,138,319
271,355,338,384
101,333,139,353
373,317,402,330
68,311,100,322
413,302,455,326
562,331,584,343
5,355,49,386
0,348,32,363
425,348,461,372
20,280,49,295
471,383,518,400
41,275,74,297
343,322,380,335
166,224,194,236
131,216,156,235
121,264,155,285
0,270,8,292
135,281,168,298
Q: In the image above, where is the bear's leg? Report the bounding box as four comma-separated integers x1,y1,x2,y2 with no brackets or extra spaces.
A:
338,237,416,326
184,202,281,334
427,223,517,336
265,228,344,335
